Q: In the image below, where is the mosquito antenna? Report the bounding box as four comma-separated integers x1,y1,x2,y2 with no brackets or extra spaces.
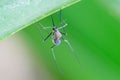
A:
51,15,55,27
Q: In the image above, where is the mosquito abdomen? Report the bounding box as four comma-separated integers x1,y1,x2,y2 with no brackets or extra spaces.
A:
52,39,61,46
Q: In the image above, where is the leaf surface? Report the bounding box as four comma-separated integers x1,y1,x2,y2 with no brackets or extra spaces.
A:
0,0,80,40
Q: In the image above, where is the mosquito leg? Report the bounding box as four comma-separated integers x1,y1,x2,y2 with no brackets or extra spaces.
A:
58,23,68,30
51,15,55,27
39,23,52,29
61,37,73,51
34,24,45,41
38,22,52,34
62,37,80,64
51,45,56,61
37,22,53,41
51,45,64,75
60,9,66,25
60,32,67,36
44,32,52,41
63,38,74,52
59,9,67,33
60,9,62,25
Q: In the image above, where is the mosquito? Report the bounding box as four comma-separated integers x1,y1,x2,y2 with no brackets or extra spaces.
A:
35,10,79,74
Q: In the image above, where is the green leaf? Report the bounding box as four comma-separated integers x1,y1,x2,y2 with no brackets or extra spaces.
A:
0,0,80,40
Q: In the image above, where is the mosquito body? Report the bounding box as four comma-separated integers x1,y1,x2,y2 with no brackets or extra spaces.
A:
35,10,79,74
52,27,62,46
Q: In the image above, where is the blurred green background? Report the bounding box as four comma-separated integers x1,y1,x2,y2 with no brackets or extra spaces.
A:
19,0,120,80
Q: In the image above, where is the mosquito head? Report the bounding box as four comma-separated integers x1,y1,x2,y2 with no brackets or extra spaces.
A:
53,27,57,31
